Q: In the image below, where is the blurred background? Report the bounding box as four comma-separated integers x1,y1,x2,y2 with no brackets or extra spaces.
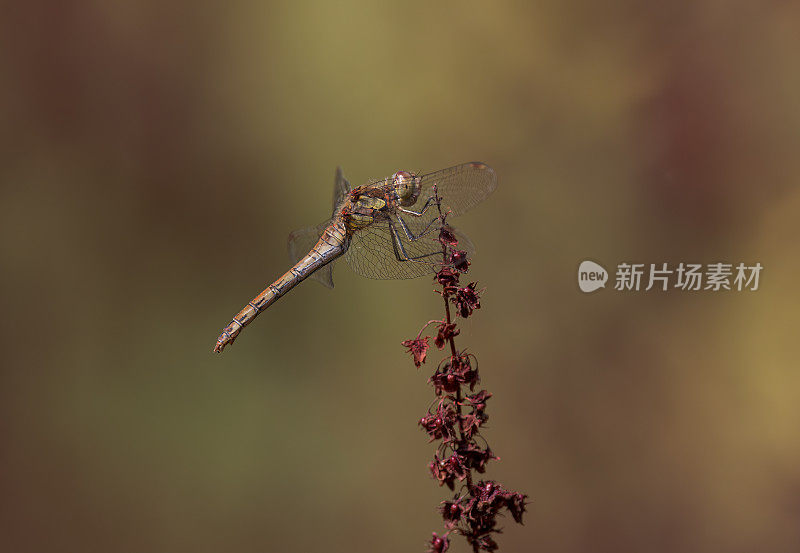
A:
2,1,799,552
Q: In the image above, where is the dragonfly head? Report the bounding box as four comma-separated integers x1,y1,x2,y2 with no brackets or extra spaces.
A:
392,170,420,206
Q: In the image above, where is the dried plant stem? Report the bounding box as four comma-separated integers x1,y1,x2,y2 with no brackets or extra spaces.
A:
402,186,527,553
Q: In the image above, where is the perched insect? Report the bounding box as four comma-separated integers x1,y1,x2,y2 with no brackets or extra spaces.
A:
214,162,496,352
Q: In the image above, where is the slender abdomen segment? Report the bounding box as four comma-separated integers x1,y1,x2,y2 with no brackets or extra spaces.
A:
214,223,347,353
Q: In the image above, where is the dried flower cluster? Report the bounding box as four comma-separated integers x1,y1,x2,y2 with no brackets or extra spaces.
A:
402,191,527,553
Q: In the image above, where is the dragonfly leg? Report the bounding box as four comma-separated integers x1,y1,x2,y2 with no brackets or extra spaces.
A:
388,221,445,265
395,212,441,242
398,196,435,217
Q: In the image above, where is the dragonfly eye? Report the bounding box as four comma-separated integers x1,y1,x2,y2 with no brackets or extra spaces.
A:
392,170,415,201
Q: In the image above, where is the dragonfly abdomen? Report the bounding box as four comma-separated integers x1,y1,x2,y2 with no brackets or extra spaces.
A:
213,222,347,353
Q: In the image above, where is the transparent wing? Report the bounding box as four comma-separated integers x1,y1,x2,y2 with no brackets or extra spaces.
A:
332,166,350,216
416,161,497,217
344,220,440,280
344,218,475,280
287,220,336,288
451,227,476,255
395,161,496,239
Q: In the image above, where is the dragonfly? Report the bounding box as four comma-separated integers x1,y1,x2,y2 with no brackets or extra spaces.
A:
213,161,497,353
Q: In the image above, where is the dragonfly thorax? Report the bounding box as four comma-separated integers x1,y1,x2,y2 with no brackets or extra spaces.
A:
392,171,421,206
344,195,387,231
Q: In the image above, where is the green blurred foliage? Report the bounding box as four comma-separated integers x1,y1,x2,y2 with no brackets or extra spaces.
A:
1,1,799,552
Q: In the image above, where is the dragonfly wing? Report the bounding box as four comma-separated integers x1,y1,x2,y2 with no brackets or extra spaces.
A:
415,161,497,217
344,216,468,280
451,226,476,255
332,166,351,216
287,221,336,288
345,220,439,280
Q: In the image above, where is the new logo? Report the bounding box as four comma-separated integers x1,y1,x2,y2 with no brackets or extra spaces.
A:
578,260,608,293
